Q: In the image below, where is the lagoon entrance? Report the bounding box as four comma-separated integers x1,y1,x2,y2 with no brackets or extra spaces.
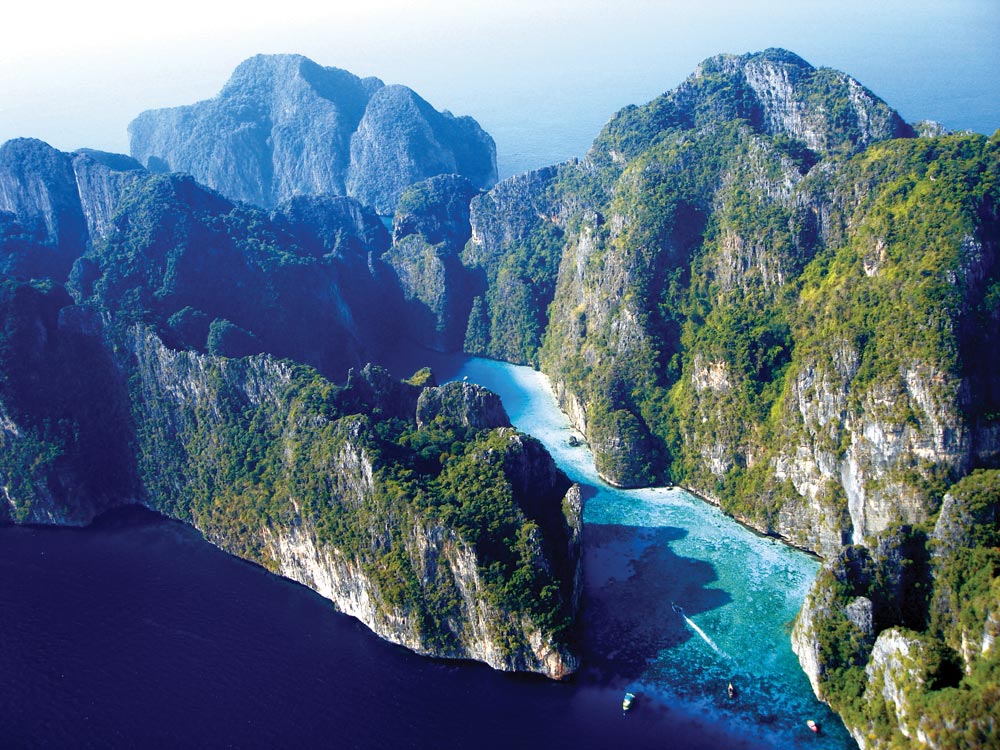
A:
444,356,854,749
0,355,855,749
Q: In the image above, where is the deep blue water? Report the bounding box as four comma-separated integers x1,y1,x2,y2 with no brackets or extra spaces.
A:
2,509,766,750
0,355,855,749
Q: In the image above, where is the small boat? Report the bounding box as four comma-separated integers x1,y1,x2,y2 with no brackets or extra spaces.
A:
806,720,819,733
671,602,684,615
727,682,735,699
622,692,636,712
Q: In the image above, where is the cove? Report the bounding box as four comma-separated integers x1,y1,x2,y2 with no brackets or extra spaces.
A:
437,356,857,749
0,355,856,749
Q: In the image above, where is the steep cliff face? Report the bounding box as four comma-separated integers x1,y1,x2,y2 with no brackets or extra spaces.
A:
0,139,162,282
0,138,153,274
347,86,496,214
460,49,1000,549
462,165,569,365
1,309,583,678
415,380,511,430
68,169,396,377
767,138,1000,556
259,441,579,678
690,49,914,155
0,280,136,525
792,471,1000,749
382,175,481,351
126,330,580,678
129,54,497,214
0,131,581,679
70,150,146,244
270,194,391,259
0,139,89,279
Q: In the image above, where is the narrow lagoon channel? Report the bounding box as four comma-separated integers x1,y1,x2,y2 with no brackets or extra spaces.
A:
441,356,856,750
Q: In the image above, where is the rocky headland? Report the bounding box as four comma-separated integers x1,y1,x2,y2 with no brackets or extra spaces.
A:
1,47,998,736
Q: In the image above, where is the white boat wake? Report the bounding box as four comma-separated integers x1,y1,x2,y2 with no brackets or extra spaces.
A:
683,614,725,657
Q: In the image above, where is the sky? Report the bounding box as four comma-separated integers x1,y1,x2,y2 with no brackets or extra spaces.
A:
1,0,998,177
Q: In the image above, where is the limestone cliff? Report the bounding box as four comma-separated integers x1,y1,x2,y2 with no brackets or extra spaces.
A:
347,85,496,214
259,444,580,678
0,139,151,273
270,194,390,259
0,281,136,525
0,142,588,680
792,471,1000,749
0,138,90,279
0,307,582,678
686,49,914,154
415,380,511,430
128,331,580,677
382,175,482,351
458,50,1000,557
70,150,146,244
462,165,568,365
128,54,497,214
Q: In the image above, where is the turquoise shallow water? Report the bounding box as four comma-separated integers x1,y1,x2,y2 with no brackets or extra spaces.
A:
440,356,856,749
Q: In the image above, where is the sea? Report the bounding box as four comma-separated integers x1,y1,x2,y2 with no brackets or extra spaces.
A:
0,355,856,749
6,4,995,742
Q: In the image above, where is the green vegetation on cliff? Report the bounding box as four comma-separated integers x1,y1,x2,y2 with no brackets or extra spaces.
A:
462,165,574,365
0,280,135,523
385,175,482,352
0,137,579,674
463,51,999,556
130,345,577,655
3,46,998,701
797,470,999,749
458,49,1000,739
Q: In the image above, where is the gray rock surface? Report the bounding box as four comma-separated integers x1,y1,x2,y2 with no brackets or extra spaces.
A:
272,194,390,259
0,139,150,280
383,174,481,351
416,381,512,430
0,138,89,278
129,54,497,214
128,331,579,678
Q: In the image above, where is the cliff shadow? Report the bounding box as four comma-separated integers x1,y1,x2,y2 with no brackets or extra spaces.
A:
577,522,731,684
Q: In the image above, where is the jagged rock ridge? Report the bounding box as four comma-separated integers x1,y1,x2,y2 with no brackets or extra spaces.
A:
791,471,1000,749
128,54,498,214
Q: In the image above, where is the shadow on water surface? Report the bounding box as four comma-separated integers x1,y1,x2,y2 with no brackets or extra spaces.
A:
579,522,731,684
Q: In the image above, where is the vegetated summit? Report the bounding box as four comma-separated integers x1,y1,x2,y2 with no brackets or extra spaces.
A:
1,47,998,743
128,53,498,214
442,47,999,748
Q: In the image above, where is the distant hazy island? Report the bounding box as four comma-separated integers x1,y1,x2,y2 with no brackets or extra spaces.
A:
1,49,997,748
